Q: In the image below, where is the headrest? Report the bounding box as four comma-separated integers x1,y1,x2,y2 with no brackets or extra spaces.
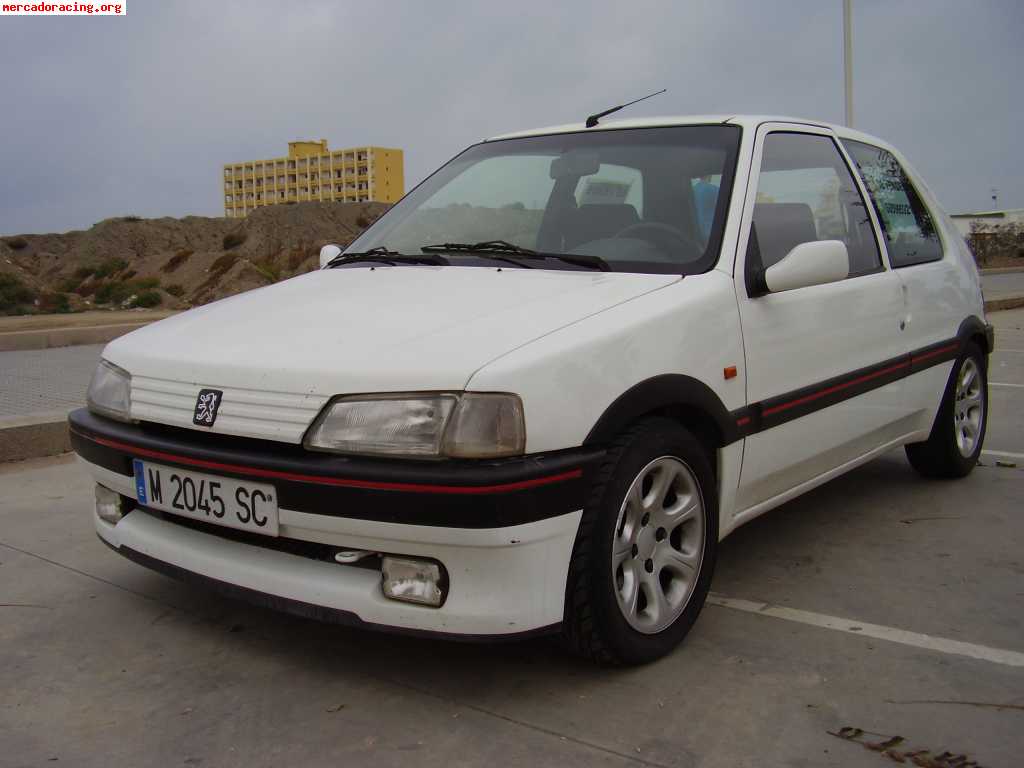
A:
752,203,818,267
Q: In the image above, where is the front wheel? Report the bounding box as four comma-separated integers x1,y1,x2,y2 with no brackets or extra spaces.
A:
562,418,717,665
906,342,988,478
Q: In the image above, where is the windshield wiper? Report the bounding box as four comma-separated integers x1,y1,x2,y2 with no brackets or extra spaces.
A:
421,240,536,269
421,240,610,272
327,247,448,268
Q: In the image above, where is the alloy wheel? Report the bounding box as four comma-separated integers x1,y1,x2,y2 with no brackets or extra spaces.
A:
611,456,705,634
954,358,984,457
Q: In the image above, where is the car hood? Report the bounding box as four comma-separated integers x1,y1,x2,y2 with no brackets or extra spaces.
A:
105,265,677,398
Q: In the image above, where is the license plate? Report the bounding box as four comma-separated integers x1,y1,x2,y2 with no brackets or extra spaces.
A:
133,460,279,536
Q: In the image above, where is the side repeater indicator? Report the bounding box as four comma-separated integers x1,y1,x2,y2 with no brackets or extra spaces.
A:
724,366,738,380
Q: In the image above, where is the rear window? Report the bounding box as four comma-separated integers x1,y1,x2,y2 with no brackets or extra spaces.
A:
842,140,943,268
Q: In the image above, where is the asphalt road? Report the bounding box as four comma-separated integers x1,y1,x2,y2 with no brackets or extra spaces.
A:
0,343,104,419
0,310,1022,767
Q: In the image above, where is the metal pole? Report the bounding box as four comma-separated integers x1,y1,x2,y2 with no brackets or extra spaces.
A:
843,0,853,127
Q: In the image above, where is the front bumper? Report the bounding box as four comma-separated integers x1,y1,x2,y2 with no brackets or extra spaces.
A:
71,409,602,636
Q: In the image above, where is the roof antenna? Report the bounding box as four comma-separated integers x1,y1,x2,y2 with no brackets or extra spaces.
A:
585,88,667,128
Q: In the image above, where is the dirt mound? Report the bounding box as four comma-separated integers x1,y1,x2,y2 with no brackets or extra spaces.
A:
0,201,389,315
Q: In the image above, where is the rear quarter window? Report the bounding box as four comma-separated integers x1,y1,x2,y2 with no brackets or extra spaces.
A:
842,140,944,268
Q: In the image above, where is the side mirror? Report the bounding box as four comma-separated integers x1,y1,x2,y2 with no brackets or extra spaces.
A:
319,243,342,269
764,240,849,293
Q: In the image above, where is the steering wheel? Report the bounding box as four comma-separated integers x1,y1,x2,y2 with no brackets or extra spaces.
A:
615,222,704,261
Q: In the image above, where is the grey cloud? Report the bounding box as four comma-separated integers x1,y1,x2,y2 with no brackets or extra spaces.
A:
0,0,1020,234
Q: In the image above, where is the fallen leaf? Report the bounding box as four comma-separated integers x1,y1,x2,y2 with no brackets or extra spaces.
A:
868,736,905,752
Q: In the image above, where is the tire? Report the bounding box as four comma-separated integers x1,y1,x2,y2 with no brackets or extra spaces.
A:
562,418,717,665
905,342,988,479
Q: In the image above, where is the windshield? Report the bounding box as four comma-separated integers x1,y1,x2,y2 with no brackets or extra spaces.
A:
346,125,741,274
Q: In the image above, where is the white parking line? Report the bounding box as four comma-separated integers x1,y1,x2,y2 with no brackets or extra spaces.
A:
707,594,1024,668
991,382,1024,389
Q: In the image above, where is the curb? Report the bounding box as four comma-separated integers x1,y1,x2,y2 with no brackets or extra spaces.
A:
0,411,71,463
985,296,1024,313
0,321,152,352
980,266,1024,275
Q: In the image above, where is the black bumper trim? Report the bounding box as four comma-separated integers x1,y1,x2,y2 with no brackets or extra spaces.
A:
71,409,601,529
101,536,559,643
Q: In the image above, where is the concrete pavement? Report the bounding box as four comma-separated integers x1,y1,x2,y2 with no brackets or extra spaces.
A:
984,307,1024,461
1,453,1021,767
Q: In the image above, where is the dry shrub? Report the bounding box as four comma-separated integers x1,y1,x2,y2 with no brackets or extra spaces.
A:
210,254,237,273
223,230,247,250
131,290,162,308
38,292,71,313
92,258,128,279
0,273,36,314
162,249,193,273
196,253,238,295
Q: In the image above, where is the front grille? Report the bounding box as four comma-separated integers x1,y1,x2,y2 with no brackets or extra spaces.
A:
136,506,381,571
131,375,328,443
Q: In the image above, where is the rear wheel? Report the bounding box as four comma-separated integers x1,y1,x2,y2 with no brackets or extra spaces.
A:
906,342,987,478
563,418,717,665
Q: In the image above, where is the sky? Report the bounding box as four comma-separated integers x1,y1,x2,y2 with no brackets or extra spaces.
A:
0,0,1021,235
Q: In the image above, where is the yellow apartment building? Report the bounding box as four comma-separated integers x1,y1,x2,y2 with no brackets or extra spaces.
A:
223,140,404,218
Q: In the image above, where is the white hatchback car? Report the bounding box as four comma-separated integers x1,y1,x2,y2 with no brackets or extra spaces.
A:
72,115,993,664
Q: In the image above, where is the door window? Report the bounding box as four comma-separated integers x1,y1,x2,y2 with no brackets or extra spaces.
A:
842,140,943,268
749,132,882,282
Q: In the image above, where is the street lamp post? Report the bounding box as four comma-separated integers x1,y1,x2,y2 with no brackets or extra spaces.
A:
843,0,853,128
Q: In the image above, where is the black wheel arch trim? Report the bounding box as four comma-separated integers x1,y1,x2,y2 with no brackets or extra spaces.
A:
583,374,740,449
958,315,994,355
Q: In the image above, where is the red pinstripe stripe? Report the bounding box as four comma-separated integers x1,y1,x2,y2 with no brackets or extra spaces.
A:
77,432,582,495
762,360,911,417
911,343,960,365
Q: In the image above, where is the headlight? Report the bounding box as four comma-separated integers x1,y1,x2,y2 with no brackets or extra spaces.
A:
304,392,525,459
86,360,132,422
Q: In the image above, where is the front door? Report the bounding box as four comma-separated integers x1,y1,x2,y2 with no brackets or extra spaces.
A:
733,125,909,513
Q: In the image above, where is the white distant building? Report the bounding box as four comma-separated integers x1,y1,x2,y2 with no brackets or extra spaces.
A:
949,208,1024,237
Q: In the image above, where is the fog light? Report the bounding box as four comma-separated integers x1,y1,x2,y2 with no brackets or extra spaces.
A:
381,556,447,607
95,484,124,524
